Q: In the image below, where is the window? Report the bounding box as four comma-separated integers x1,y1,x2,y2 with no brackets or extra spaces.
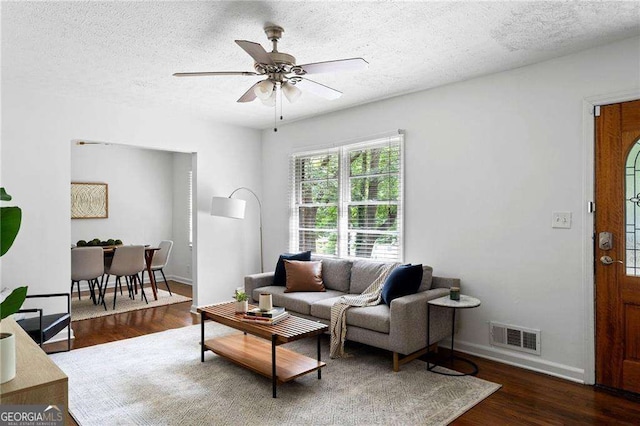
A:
626,138,640,275
290,150,340,256
289,134,403,261
188,170,193,246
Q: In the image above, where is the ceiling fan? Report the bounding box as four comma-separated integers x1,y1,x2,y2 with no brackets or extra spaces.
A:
173,25,368,111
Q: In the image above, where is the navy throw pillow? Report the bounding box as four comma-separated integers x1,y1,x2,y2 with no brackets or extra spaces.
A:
273,251,311,286
381,264,423,306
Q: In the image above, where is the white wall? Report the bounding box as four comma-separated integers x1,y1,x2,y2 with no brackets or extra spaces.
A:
1,87,262,315
70,144,174,246
261,36,640,382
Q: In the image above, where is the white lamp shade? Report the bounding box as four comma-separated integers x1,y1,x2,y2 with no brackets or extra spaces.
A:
261,91,276,106
210,196,246,219
282,82,302,103
254,80,274,100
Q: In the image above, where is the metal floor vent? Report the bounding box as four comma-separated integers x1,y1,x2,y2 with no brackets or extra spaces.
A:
490,322,541,355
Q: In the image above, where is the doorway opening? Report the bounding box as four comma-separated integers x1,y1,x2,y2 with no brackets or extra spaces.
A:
70,141,197,312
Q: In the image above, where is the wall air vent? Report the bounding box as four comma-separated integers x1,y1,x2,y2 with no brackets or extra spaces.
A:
490,322,541,355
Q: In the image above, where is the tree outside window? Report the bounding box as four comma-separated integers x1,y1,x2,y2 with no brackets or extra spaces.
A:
290,135,403,261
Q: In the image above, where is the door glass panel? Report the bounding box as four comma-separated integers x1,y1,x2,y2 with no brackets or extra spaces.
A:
625,141,640,275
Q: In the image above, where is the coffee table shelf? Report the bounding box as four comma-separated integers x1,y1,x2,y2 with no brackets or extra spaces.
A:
198,302,328,397
204,333,325,383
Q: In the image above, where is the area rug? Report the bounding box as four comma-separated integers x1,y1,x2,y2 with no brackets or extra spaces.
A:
51,323,500,425
71,289,192,321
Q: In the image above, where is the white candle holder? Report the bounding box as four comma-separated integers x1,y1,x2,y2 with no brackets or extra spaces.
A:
259,293,273,311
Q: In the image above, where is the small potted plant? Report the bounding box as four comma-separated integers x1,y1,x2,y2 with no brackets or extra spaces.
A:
0,187,28,383
234,289,248,313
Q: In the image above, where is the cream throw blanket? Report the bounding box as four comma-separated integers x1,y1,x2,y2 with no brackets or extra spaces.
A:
329,264,395,358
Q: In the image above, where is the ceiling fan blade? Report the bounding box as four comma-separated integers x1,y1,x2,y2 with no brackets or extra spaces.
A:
76,141,104,145
235,40,274,65
237,81,262,103
297,58,368,75
294,78,342,100
173,71,257,77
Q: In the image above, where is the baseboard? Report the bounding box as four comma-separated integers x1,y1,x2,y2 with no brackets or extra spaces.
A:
453,339,585,384
167,275,192,285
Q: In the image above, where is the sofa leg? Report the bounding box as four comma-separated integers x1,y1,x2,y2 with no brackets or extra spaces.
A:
393,343,438,372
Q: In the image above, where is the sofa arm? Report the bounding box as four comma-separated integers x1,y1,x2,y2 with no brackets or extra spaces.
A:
244,272,275,302
389,287,450,355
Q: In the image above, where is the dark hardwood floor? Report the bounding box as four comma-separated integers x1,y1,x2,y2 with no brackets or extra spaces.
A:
45,281,197,353
47,281,639,424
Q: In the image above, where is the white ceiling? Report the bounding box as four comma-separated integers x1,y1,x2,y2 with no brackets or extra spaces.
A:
3,1,640,130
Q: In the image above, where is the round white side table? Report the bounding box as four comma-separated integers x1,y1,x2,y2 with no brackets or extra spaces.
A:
426,294,481,376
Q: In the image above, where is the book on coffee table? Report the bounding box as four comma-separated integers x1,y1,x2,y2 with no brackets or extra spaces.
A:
245,307,286,318
241,311,289,325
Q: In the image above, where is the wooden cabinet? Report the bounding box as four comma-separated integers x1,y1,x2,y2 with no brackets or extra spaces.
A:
0,318,69,421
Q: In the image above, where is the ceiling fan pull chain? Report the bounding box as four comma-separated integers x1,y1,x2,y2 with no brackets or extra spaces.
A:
273,84,278,132
279,84,283,121
273,91,278,132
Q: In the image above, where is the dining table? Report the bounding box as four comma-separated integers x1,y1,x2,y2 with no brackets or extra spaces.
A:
102,245,161,301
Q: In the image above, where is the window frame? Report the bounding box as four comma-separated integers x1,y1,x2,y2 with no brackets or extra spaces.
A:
289,134,404,261
188,170,193,246
289,148,341,257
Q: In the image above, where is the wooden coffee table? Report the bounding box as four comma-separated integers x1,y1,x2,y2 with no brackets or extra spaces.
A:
198,302,328,398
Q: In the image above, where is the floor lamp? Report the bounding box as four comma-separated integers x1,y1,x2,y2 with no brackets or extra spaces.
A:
210,187,264,273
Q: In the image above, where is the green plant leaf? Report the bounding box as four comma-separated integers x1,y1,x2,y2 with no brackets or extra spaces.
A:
0,188,11,202
0,286,28,321
234,290,248,302
0,206,22,257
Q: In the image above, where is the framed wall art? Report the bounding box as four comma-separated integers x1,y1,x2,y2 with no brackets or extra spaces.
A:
71,182,108,219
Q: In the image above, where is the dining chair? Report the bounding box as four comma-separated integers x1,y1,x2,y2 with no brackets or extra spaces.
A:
143,240,174,296
101,245,147,310
71,246,105,307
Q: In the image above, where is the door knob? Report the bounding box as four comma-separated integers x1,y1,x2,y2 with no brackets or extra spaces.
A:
600,256,623,265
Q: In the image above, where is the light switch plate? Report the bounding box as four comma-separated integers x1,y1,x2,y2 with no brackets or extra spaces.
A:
552,211,572,229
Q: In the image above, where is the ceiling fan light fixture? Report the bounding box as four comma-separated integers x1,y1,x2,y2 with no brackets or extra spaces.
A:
261,90,276,106
254,80,274,100
282,82,302,103
173,25,367,120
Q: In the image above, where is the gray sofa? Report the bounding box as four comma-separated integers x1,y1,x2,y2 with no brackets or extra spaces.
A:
244,256,460,371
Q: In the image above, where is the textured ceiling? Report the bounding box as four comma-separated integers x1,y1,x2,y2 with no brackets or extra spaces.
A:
2,1,640,129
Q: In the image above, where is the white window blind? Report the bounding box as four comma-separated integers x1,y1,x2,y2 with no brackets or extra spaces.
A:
188,170,193,245
289,134,403,261
289,149,340,256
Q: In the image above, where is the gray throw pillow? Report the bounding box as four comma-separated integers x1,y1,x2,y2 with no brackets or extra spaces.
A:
311,256,352,292
419,265,434,292
349,260,399,294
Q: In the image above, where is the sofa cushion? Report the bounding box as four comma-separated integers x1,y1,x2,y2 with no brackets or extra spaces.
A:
284,260,325,292
349,260,399,294
419,265,434,291
311,256,352,293
381,264,423,306
310,297,390,334
273,251,311,286
253,286,343,315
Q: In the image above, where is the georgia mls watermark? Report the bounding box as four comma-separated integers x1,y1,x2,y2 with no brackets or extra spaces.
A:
0,405,64,426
